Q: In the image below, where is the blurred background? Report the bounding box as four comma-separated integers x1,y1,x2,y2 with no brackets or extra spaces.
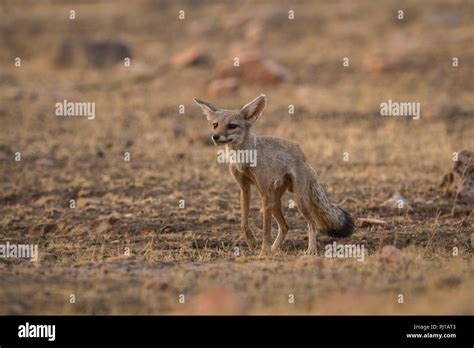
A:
0,0,472,315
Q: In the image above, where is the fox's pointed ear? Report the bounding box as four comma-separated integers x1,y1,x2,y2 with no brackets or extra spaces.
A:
194,97,218,121
240,94,266,123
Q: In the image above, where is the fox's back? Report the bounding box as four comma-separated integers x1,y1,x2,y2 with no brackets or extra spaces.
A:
246,136,313,185
257,136,307,166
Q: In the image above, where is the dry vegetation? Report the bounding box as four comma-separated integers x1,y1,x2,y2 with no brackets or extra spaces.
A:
0,0,472,314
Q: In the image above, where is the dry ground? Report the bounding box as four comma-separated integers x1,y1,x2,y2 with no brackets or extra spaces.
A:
0,0,473,314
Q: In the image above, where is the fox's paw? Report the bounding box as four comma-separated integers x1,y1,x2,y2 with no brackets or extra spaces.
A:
259,244,272,258
242,226,257,250
245,236,257,251
304,247,318,256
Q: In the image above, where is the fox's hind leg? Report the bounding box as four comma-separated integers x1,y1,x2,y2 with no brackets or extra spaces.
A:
259,194,273,256
271,175,290,252
271,205,288,252
305,222,317,255
294,193,318,255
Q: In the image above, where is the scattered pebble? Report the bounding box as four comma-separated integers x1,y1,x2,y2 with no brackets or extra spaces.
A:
76,197,101,208
207,77,239,97
171,46,210,68
214,51,291,85
381,192,409,210
295,255,324,268
105,254,136,263
378,245,402,263
356,218,387,228
39,252,59,263
189,286,245,315
436,275,463,288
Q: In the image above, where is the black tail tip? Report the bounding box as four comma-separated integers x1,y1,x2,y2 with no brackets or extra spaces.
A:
324,209,355,238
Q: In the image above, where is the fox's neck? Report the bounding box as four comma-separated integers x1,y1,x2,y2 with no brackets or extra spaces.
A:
228,132,257,151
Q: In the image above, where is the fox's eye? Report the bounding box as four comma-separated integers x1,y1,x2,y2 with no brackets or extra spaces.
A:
212,122,218,129
227,124,238,129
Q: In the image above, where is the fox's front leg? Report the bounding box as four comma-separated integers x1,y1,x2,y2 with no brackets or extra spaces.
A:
260,196,272,256
240,184,256,250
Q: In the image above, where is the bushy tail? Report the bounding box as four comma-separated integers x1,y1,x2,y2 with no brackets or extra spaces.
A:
308,171,354,238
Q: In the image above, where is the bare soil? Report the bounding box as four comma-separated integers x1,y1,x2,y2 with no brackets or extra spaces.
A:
0,0,472,314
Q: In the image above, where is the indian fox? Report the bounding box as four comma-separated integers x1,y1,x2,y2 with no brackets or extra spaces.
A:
194,94,354,256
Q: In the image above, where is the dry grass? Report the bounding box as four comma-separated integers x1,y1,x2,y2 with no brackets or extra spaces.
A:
0,0,472,314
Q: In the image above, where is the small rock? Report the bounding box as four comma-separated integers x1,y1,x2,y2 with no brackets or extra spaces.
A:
105,254,136,263
436,275,463,288
356,218,387,228
8,303,25,315
295,255,324,268
186,20,215,36
378,245,402,263
55,40,131,68
32,196,53,207
222,13,254,31
361,53,408,73
214,51,290,85
361,53,388,73
0,144,13,161
381,192,409,210
207,77,239,97
259,8,289,25
96,148,105,158
5,87,23,100
159,225,185,233
36,156,56,166
83,40,131,68
39,252,59,263
413,197,427,204
173,124,187,137
77,188,91,197
190,286,245,315
143,278,169,291
96,219,111,234
244,22,264,42
171,46,210,68
107,213,120,225
76,197,100,208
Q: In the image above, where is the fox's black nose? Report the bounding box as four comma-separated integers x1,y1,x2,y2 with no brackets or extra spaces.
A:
212,135,220,141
